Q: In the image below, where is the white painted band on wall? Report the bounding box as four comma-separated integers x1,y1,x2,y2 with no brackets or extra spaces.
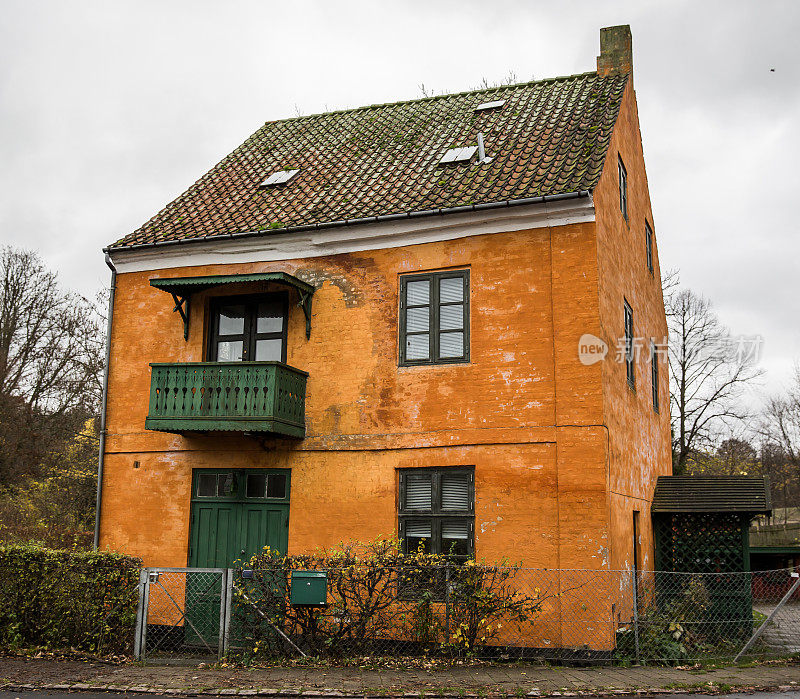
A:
109,196,596,274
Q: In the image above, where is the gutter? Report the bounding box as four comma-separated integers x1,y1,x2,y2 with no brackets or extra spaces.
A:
104,190,592,254
93,253,117,550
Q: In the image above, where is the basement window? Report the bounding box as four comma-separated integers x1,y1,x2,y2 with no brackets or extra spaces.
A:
439,146,477,165
260,169,300,187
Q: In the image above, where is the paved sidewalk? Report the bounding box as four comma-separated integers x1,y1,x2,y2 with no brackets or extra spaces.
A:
3,658,800,696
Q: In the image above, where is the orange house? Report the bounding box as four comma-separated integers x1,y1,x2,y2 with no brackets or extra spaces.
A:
97,25,670,612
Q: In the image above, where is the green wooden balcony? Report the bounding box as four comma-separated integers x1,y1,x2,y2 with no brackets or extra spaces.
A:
145,362,308,438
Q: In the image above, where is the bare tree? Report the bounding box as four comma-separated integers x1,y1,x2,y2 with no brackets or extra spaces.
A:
763,368,800,461
760,441,797,526
760,368,800,523
668,286,762,473
661,268,680,310
0,247,104,484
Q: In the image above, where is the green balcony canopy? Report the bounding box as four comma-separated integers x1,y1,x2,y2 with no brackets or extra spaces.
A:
149,272,315,340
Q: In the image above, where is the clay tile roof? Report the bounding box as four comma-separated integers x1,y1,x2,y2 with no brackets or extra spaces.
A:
108,71,628,250
652,476,772,515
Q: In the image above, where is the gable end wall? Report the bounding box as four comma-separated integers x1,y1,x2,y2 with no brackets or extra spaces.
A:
593,80,672,574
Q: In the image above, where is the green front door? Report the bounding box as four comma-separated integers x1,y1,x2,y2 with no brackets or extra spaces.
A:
186,469,290,647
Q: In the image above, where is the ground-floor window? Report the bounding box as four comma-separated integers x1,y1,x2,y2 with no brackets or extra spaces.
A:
398,466,474,561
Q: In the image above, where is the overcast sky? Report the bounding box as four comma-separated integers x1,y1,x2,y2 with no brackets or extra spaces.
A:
1,0,798,405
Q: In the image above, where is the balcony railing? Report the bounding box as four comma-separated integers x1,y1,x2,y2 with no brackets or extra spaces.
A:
145,362,308,438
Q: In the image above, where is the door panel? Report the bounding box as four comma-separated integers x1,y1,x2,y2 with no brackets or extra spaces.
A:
240,505,289,560
191,503,240,568
187,503,238,648
233,504,290,647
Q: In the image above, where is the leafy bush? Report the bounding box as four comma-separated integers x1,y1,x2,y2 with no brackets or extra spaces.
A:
446,562,539,651
0,544,141,654
233,537,542,659
615,576,714,663
0,418,98,550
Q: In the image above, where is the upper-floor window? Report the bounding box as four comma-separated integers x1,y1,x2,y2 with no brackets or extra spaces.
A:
399,270,469,366
398,467,474,561
624,300,635,390
208,293,287,362
651,340,659,413
645,221,654,274
618,156,628,222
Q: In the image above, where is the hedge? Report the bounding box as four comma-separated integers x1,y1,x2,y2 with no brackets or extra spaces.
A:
0,544,141,654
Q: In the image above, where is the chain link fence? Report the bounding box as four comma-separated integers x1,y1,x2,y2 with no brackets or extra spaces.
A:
133,565,800,664
227,565,800,664
135,568,231,661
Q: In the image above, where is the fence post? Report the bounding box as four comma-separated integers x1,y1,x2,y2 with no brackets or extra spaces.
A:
217,569,228,661
140,569,152,662
735,571,800,662
445,563,451,643
222,568,234,657
133,569,147,660
631,568,641,665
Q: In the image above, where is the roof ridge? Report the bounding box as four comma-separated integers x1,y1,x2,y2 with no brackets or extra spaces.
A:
264,71,603,124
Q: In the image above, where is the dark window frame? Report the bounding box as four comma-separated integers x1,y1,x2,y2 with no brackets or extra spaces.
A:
618,156,628,222
398,466,475,560
651,340,660,413
192,468,291,504
207,292,289,363
624,299,635,390
399,269,470,366
645,220,654,274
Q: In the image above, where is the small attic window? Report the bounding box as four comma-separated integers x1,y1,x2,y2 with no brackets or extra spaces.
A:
439,146,477,165
260,169,300,187
474,99,505,112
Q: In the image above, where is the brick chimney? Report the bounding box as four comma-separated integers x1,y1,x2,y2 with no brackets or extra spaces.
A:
597,25,633,81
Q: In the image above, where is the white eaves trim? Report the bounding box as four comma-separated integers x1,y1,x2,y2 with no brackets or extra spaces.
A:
109,195,595,274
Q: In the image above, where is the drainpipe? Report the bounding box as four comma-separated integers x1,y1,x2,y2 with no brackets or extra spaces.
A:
93,253,117,550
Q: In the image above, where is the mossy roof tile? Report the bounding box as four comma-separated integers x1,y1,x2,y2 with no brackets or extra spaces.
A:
109,72,627,249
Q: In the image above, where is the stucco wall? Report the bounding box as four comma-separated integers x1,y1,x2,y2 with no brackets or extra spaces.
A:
593,80,672,575
100,223,612,570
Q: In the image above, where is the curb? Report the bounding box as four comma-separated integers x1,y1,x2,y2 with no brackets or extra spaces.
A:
1,683,799,697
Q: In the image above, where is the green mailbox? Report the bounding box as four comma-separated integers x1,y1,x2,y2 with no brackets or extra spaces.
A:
290,570,327,606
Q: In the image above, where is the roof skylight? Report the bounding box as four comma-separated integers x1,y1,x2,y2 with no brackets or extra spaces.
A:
260,169,300,187
439,146,478,165
474,99,506,112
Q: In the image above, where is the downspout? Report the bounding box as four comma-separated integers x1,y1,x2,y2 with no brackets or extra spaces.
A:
93,253,117,550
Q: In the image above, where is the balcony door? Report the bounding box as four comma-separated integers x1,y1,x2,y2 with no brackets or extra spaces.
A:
209,293,288,362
